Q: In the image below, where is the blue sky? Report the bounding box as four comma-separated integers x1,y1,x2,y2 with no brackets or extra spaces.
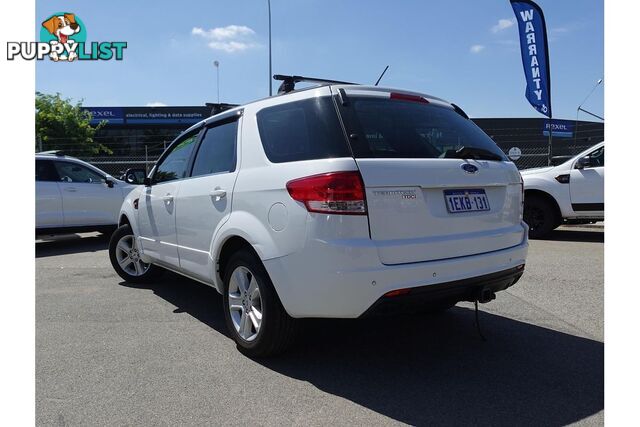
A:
35,0,603,119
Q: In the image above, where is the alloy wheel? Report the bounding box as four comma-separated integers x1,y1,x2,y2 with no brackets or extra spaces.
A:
228,266,263,341
115,234,150,277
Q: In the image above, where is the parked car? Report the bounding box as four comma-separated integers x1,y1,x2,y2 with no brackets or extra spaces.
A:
109,77,529,356
36,152,137,235
521,142,604,238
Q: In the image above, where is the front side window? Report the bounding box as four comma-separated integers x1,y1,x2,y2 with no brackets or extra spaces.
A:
154,132,199,183
588,146,604,167
53,161,105,184
256,97,351,163
36,159,59,182
191,120,238,177
343,97,506,160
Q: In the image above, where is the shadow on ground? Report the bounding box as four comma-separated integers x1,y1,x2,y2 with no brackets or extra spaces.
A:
35,233,110,258
535,228,604,243
120,273,604,426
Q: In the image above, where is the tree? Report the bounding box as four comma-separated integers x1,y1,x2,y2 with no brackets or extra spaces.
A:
36,92,111,156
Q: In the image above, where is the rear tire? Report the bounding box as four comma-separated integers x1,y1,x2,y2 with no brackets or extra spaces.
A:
524,195,559,239
222,249,297,357
109,224,163,283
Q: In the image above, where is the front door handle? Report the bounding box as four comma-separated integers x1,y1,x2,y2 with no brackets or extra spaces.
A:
210,188,227,201
163,194,173,204
64,187,78,192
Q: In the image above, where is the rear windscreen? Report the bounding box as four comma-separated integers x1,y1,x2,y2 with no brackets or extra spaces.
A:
342,97,506,160
256,97,351,163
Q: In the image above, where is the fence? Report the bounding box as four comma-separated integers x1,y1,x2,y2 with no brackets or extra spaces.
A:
474,120,604,169
38,125,604,175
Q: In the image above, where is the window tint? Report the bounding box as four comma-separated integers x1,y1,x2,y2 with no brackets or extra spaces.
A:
191,120,238,177
257,97,350,163
343,98,506,159
36,159,59,182
54,161,105,184
154,133,199,183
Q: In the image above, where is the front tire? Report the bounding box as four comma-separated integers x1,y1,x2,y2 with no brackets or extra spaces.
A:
524,195,559,239
109,224,163,283
222,249,296,357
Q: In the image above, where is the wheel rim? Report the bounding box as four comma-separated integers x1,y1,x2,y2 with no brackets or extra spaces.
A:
524,205,546,231
115,234,150,277
228,266,263,342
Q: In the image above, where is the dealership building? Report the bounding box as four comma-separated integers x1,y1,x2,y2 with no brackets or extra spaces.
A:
82,105,604,173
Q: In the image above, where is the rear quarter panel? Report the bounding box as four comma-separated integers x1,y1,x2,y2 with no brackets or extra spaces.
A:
211,96,360,292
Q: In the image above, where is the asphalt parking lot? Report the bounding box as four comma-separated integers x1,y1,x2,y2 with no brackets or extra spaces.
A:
36,226,604,426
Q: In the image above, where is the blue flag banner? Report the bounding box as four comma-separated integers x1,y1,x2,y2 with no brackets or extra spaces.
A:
510,0,552,118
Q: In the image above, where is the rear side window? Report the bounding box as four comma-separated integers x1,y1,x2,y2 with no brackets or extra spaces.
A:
191,120,238,177
256,97,351,163
343,97,506,160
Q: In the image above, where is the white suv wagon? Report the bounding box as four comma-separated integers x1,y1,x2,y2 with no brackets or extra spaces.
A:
109,77,529,356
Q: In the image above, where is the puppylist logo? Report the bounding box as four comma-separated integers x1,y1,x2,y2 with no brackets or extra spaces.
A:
6,12,126,61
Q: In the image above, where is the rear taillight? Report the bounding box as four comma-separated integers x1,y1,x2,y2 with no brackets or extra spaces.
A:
286,171,367,215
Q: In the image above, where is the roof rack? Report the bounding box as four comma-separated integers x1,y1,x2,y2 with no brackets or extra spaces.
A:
273,74,356,94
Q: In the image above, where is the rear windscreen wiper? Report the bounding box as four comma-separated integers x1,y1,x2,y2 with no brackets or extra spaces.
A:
444,146,504,161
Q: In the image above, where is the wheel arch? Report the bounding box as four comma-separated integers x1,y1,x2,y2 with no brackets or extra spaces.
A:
216,236,260,289
524,189,562,225
119,213,131,227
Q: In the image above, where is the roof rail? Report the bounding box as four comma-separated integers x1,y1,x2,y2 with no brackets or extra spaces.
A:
273,74,356,94
38,150,65,156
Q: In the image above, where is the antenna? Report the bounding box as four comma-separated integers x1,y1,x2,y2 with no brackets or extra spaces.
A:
374,65,389,86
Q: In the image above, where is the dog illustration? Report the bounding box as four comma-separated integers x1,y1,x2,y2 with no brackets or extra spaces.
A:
41,14,81,61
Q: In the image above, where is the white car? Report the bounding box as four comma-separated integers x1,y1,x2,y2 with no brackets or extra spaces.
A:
36,152,137,235
108,78,529,356
521,142,604,238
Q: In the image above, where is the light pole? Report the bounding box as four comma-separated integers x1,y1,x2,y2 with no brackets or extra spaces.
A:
213,60,220,103
574,78,603,146
268,0,272,96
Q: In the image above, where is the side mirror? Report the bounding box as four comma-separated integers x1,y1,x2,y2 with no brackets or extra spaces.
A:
122,168,147,184
576,157,593,170
143,177,153,187
105,178,115,188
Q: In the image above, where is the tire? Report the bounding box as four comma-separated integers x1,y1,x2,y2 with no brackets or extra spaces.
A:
524,195,559,239
222,249,297,357
109,224,163,283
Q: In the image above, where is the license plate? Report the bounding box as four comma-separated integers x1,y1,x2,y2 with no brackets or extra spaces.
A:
444,189,490,213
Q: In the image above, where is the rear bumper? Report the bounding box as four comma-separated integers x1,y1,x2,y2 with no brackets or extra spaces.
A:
263,227,528,318
360,265,524,317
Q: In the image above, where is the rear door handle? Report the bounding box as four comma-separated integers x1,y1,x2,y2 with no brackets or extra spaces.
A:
64,187,77,192
210,188,227,201
163,194,173,203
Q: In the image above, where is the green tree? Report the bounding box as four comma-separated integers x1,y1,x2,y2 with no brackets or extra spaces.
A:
36,92,111,156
